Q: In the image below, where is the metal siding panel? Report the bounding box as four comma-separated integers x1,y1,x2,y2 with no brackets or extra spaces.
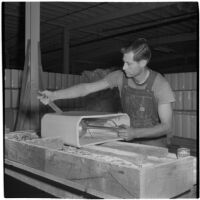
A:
11,69,19,88
171,73,178,90
5,89,11,108
56,73,62,90
175,91,183,110
4,108,14,131
183,91,192,111
192,72,197,90
178,113,183,138
18,70,22,88
178,73,185,90
192,91,196,111
12,89,20,108
42,72,49,90
61,74,67,89
5,69,11,88
190,114,196,139
48,72,56,89
181,114,190,138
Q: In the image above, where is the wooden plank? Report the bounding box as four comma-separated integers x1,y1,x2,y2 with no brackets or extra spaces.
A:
140,156,194,198
83,145,173,168
100,141,168,158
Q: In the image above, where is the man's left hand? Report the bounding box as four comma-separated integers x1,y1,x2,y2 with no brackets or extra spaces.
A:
117,125,135,141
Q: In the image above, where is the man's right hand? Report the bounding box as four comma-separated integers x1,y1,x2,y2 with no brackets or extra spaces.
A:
37,90,55,105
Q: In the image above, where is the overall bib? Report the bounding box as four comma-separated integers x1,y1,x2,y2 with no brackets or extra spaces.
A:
121,70,167,147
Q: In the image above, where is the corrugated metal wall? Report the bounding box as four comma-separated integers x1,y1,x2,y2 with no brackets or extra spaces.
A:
4,69,197,140
4,69,85,131
165,72,197,139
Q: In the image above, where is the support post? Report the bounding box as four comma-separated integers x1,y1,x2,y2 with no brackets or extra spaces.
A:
25,2,40,130
63,28,69,74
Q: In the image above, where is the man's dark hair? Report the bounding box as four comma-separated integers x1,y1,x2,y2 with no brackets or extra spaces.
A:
121,38,151,63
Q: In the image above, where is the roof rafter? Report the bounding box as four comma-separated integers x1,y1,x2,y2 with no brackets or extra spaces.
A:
68,2,176,30
71,32,197,59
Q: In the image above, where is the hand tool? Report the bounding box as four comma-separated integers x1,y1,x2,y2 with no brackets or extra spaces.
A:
38,91,63,114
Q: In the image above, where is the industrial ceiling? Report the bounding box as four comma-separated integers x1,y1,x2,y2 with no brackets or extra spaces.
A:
3,2,198,74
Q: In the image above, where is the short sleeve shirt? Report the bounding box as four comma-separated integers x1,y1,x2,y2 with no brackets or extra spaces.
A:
104,69,175,105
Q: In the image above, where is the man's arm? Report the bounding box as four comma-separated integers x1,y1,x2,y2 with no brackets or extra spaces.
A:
38,79,110,105
119,103,173,140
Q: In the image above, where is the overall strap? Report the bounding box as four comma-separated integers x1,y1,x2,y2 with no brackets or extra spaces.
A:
122,72,128,86
146,70,158,91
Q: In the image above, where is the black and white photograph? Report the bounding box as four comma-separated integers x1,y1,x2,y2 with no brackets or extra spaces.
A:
2,1,198,198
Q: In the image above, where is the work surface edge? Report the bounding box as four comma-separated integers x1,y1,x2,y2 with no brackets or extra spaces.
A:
4,159,117,199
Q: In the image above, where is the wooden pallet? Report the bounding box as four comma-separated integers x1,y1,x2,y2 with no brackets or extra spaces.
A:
5,131,195,198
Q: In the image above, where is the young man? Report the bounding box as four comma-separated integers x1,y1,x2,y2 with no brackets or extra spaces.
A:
38,38,175,147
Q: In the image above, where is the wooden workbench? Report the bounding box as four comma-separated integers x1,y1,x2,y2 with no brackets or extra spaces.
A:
4,159,197,198
4,131,196,198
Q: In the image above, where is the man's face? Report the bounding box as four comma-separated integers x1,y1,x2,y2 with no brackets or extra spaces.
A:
122,51,143,78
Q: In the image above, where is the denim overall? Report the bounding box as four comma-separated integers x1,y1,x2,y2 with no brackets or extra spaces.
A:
121,70,167,147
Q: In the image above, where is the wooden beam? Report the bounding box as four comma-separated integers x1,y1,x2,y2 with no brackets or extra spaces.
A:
4,10,64,28
25,2,40,130
71,12,197,47
68,3,176,30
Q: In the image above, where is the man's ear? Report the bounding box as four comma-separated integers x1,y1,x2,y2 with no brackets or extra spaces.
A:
139,59,148,68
